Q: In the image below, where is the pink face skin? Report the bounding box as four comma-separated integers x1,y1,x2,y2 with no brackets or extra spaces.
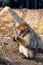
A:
16,29,21,36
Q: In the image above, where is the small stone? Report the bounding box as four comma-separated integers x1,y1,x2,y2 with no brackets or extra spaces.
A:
39,62,41,65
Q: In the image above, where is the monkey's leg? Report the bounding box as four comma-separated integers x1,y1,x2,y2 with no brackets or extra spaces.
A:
19,44,34,59
19,44,23,53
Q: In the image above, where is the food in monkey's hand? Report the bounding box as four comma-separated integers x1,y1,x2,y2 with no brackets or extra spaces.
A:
15,23,38,59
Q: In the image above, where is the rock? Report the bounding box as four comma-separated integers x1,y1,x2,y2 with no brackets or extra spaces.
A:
0,7,43,49
14,9,43,49
0,6,16,38
0,6,24,38
14,9,43,34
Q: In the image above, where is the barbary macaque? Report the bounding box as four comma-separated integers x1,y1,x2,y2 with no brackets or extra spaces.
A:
15,23,38,59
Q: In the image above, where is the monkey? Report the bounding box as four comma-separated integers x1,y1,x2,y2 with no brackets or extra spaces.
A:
15,23,38,59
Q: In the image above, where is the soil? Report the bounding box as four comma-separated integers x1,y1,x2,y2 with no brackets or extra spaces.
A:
0,40,43,65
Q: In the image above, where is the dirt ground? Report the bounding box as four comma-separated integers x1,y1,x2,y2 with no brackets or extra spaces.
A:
0,40,43,65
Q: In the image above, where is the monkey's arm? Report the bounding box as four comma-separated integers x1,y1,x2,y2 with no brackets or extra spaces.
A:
15,36,28,48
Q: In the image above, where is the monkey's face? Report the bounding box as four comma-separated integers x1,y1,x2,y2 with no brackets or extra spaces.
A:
16,23,29,36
